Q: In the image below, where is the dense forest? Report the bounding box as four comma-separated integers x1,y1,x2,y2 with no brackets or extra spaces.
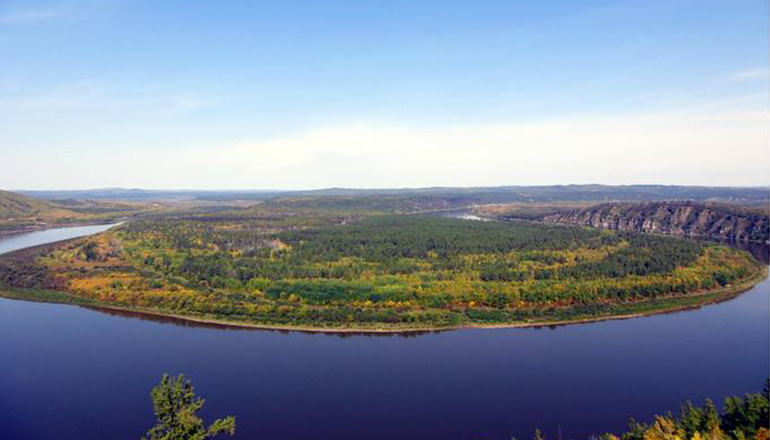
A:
0,209,763,330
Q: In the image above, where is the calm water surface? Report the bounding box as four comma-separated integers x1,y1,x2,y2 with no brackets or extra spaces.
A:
0,226,768,440
0,224,116,255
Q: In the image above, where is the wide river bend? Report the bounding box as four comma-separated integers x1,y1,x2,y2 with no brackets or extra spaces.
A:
0,225,767,440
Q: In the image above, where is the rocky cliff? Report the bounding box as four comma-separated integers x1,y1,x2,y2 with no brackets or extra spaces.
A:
536,202,769,243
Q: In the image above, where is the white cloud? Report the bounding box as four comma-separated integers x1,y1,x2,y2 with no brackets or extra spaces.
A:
6,102,767,190
2,89,768,189
729,68,769,81
0,0,113,25
0,84,216,114
0,9,58,24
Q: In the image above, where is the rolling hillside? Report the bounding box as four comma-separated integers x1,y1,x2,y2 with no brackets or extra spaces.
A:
0,190,146,235
0,190,78,220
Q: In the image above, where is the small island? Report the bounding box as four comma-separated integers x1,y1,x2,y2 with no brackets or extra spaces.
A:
0,205,765,332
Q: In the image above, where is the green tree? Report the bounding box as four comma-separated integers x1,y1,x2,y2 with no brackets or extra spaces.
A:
722,392,769,439
142,374,235,440
622,418,648,440
702,399,720,432
679,400,703,439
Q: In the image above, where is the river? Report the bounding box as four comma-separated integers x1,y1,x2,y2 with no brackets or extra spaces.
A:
0,225,767,440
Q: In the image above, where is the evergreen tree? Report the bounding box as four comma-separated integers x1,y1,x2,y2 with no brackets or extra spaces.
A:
703,399,721,432
680,400,704,439
142,374,235,440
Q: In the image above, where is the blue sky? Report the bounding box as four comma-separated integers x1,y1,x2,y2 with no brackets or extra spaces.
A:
1,0,767,189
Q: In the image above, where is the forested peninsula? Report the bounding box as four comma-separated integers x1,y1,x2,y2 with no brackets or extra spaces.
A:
0,207,765,332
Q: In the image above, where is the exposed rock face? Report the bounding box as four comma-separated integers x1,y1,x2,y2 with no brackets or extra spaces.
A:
538,202,770,243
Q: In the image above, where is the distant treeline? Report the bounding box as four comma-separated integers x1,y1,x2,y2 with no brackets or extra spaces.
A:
19,184,769,206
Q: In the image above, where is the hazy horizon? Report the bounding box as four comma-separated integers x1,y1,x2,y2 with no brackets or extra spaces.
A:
9,182,770,194
2,0,768,190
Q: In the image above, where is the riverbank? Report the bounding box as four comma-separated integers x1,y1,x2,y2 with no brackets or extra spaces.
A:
1,265,766,333
1,224,767,334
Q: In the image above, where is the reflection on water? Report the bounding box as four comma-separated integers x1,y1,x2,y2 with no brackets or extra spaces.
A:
86,305,443,338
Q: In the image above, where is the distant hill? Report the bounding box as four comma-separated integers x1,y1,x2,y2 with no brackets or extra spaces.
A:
529,201,770,243
0,190,146,236
18,188,281,201
0,190,75,220
19,185,769,207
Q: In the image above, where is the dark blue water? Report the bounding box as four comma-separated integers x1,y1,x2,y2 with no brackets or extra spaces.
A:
0,227,768,440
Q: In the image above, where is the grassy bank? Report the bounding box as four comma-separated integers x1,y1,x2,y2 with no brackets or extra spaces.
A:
1,265,765,333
